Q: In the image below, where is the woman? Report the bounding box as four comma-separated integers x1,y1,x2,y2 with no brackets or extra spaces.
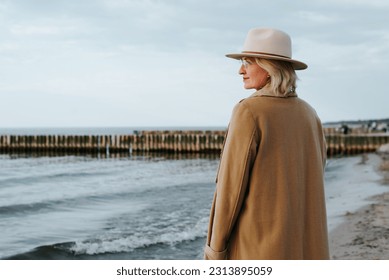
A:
204,28,329,260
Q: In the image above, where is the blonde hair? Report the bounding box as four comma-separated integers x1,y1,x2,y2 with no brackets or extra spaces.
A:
254,58,298,97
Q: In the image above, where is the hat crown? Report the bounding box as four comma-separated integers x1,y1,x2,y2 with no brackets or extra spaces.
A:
242,28,292,58
225,27,307,70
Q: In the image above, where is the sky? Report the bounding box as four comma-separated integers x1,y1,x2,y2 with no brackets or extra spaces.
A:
0,0,388,128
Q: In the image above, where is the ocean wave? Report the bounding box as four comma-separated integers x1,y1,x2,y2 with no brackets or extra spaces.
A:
3,242,77,260
0,181,210,216
0,201,57,216
70,216,209,255
4,216,208,260
0,158,217,208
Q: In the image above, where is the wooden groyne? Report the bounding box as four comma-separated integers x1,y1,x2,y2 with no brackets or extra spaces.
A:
0,131,226,155
1,130,389,157
325,133,389,157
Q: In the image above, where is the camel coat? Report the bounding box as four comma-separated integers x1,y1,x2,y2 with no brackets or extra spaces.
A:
204,89,329,260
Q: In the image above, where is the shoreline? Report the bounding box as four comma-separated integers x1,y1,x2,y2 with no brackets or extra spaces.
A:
328,153,389,259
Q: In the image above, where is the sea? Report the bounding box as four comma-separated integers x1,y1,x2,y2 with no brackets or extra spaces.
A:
1,127,388,260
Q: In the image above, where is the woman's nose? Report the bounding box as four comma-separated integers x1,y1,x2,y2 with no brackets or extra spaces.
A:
239,65,245,75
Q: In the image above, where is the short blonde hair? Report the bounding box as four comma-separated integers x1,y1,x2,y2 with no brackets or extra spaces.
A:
254,58,298,97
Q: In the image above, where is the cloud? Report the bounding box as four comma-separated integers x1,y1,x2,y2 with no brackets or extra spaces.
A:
0,42,19,52
298,11,340,24
322,0,389,8
10,25,62,36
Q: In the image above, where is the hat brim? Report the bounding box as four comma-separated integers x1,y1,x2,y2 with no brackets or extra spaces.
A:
226,52,307,70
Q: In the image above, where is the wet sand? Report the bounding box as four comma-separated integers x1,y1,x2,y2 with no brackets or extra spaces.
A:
329,152,389,259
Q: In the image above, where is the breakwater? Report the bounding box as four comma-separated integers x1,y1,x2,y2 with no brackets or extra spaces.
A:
325,133,389,157
0,131,225,155
1,130,389,157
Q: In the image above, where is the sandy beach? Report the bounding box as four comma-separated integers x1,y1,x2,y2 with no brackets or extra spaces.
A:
328,151,389,259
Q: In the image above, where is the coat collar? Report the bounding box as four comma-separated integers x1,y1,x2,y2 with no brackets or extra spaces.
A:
250,87,298,98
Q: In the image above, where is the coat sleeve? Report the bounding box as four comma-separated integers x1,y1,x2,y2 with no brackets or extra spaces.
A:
204,101,258,260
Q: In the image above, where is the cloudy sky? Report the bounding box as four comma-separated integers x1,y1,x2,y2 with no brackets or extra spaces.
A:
0,0,388,128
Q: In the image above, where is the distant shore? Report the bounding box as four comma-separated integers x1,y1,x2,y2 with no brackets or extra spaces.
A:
329,152,389,259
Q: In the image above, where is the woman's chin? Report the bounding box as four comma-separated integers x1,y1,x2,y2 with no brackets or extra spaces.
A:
243,84,252,90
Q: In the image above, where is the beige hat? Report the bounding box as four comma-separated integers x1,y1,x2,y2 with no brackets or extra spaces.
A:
226,28,307,70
